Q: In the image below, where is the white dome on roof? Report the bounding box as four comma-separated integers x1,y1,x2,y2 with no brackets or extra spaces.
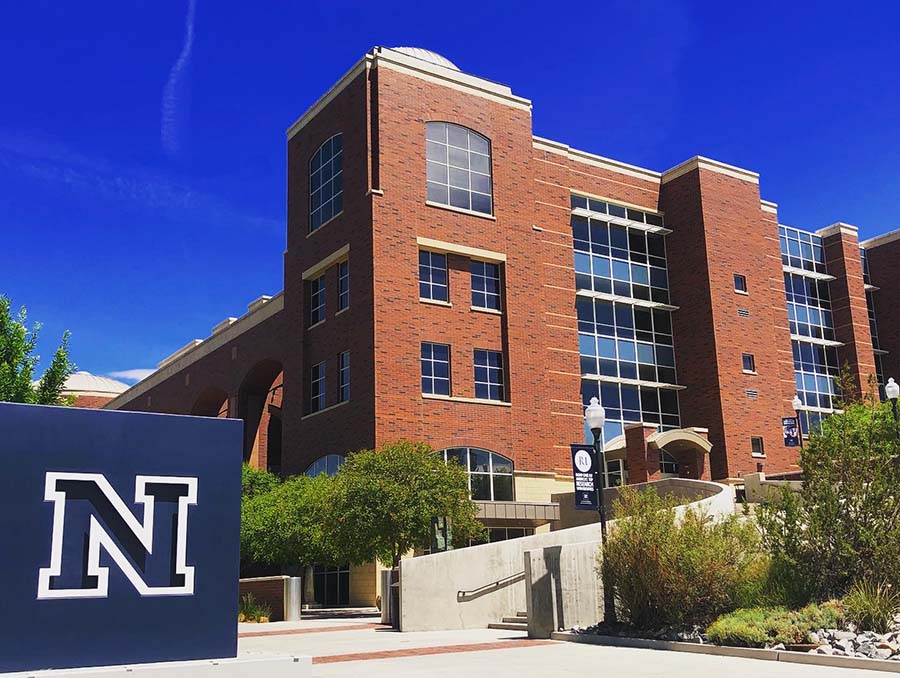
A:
62,371,130,396
391,47,460,71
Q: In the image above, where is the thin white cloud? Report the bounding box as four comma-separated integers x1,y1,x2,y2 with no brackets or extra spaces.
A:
108,369,156,383
161,0,197,157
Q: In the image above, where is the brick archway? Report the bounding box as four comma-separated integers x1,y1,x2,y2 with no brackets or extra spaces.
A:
623,425,712,483
237,360,284,471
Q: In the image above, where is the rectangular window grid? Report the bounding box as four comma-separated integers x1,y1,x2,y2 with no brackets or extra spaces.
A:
581,380,680,445
421,342,451,396
338,260,349,311
572,214,671,304
785,272,835,341
734,274,747,293
309,275,325,326
426,122,493,215
793,339,840,430
570,195,665,229
471,261,501,310
338,351,350,402
867,290,880,351
860,247,872,286
779,225,826,274
742,353,756,373
419,251,449,302
576,298,677,385
474,349,504,401
310,135,343,232
309,361,325,413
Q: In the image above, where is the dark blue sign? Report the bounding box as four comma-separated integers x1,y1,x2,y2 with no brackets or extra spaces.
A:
0,403,243,673
571,444,599,511
783,417,800,447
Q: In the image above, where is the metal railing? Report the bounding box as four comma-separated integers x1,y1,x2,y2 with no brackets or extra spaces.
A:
457,570,525,601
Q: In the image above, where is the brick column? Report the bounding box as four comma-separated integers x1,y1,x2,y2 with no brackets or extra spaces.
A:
863,232,900,381
624,423,659,484
819,223,876,394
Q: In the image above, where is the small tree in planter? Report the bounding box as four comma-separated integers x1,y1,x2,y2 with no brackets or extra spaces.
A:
757,373,900,600
322,440,485,569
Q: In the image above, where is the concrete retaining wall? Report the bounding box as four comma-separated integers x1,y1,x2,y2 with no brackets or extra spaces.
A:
399,478,733,632
744,472,802,503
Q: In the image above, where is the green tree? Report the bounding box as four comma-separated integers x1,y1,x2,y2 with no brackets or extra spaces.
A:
241,463,281,499
323,440,485,568
0,295,75,405
240,473,335,573
757,375,900,599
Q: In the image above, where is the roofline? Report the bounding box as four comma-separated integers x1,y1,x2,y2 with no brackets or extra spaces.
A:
532,136,660,182
661,156,760,185
816,222,859,239
860,228,900,250
105,291,285,411
286,47,531,141
760,199,778,214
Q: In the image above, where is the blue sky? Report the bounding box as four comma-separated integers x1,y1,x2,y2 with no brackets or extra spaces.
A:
3,1,898,382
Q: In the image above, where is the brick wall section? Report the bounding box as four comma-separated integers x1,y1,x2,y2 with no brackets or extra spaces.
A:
866,237,900,380
661,167,798,479
822,228,877,394
624,423,660,483
282,68,377,475
72,394,115,409
239,577,286,622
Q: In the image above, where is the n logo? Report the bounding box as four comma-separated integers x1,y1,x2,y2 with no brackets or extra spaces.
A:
37,472,198,599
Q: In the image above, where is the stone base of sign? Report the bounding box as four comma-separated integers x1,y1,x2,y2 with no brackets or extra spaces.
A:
2,655,312,678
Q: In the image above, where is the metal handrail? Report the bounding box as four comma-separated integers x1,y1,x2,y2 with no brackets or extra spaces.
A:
457,570,525,599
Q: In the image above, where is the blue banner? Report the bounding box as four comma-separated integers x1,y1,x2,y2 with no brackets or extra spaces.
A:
783,416,800,447
571,444,599,511
0,403,243,672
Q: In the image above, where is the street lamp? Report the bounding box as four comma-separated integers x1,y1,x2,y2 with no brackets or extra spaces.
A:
584,396,616,625
792,394,804,449
886,378,899,440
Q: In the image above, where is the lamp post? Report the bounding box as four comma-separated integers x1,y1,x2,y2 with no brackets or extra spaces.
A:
792,394,804,449
886,378,900,441
584,396,616,625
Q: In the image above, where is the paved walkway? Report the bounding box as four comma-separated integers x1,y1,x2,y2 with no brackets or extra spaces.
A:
238,620,892,677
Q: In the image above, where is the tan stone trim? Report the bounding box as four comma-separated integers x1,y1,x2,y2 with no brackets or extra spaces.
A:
425,200,497,221
422,394,511,407
860,228,900,249
420,298,452,308
416,236,506,262
533,136,660,182
300,399,349,420
661,156,759,185
760,200,778,214
816,222,859,238
302,244,350,280
106,292,285,410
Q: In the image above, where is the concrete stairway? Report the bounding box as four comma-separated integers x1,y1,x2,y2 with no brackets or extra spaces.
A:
488,610,528,632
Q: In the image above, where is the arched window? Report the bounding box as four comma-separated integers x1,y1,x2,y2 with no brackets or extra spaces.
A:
437,447,513,501
309,134,343,232
659,450,679,476
425,122,493,215
304,454,345,477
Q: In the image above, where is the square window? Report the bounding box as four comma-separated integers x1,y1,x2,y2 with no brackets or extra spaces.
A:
734,274,747,293
422,342,451,395
751,436,765,457
742,353,756,373
470,260,501,310
474,349,505,401
419,251,449,302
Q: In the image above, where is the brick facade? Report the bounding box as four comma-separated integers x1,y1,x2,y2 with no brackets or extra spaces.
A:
106,46,895,488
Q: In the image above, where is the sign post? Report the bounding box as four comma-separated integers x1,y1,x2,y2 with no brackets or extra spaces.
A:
570,444,599,511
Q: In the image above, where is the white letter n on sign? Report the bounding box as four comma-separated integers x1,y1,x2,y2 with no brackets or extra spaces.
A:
37,472,198,599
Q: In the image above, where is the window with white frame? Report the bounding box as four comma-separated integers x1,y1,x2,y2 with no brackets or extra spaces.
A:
338,260,349,311
419,251,449,302
742,353,756,373
471,260,501,310
309,275,325,326
309,134,343,232
734,274,747,293
438,447,513,501
308,361,325,413
425,122,493,215
474,349,504,401
421,342,450,395
338,351,350,403
751,437,765,457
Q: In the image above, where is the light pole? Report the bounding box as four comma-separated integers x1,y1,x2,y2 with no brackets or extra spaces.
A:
886,378,899,441
585,396,616,625
792,394,804,448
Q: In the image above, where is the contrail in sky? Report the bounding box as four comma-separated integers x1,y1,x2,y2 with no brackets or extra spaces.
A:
161,0,197,157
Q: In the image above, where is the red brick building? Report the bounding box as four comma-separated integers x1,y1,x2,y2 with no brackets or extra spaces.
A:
106,47,897,603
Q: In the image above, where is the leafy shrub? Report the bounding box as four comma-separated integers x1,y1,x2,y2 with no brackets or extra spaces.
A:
241,464,281,499
707,602,843,648
757,379,900,599
238,593,271,622
601,487,766,628
843,580,900,633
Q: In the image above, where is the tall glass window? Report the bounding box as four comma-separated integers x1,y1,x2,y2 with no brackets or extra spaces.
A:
474,349,504,401
419,251,449,302
425,122,493,215
338,351,350,402
309,134,343,232
438,447,514,501
309,275,325,326
421,342,451,395
785,272,834,340
471,261,501,310
779,225,826,273
338,261,349,311
308,361,326,413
